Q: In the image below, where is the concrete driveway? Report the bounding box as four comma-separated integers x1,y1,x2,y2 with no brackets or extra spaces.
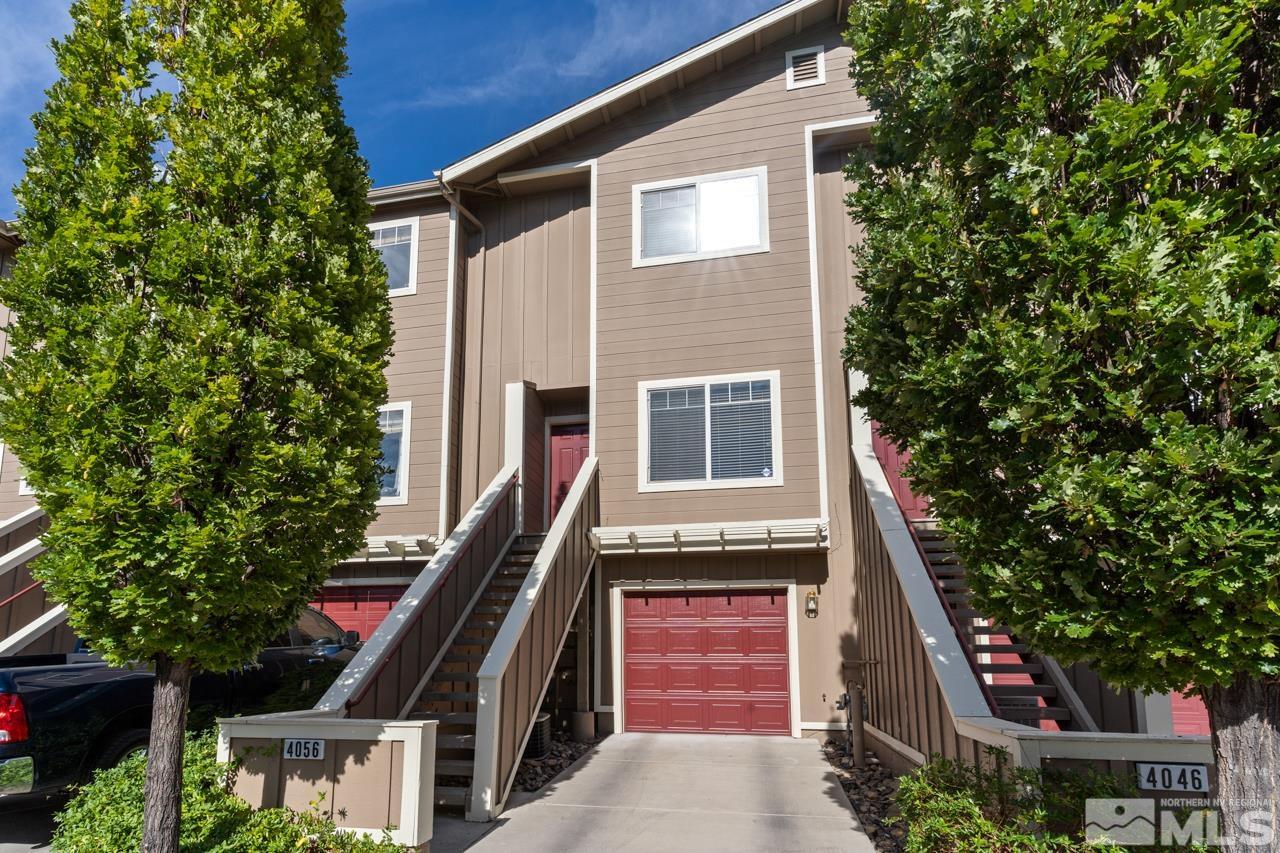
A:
448,733,874,853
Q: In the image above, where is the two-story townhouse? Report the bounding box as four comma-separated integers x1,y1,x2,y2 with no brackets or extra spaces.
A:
0,0,1214,833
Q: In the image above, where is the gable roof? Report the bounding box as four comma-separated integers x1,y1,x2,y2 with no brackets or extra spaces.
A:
439,0,845,188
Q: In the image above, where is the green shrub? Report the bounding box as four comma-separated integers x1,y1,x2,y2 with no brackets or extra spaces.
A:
53,732,404,852
897,750,1134,852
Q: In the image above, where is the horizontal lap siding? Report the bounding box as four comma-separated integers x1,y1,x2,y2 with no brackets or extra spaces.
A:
518,19,868,527
369,201,452,538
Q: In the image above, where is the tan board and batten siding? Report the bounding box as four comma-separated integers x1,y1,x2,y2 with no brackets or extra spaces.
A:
459,18,869,527
367,199,452,538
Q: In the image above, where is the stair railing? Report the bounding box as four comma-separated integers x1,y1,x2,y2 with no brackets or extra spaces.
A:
318,465,520,719
468,457,599,821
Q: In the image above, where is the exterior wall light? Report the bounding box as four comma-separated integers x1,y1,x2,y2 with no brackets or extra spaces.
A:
805,589,819,618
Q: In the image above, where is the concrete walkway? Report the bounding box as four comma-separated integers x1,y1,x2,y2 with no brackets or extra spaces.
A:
439,733,875,853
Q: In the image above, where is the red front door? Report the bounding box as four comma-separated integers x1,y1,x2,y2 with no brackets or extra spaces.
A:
623,589,791,734
549,423,590,522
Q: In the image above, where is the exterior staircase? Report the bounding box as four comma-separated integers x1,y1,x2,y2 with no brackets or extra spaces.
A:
0,507,67,656
409,534,545,809
912,521,1085,730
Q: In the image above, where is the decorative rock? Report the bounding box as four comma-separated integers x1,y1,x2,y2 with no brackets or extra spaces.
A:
820,739,907,852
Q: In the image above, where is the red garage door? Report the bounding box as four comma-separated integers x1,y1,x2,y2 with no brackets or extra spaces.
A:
311,586,406,640
623,588,791,734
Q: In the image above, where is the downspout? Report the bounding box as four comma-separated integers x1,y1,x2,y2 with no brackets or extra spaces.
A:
437,173,489,511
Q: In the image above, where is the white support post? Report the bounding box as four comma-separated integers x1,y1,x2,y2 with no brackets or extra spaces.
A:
468,675,502,821
504,381,526,533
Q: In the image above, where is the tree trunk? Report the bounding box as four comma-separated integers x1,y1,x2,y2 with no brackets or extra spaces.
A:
142,654,194,853
1205,675,1280,851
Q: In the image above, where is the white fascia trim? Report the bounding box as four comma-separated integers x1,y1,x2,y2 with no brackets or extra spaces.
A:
496,159,595,188
631,165,770,269
803,115,878,524
636,370,783,494
440,0,826,183
369,215,420,297
785,45,827,90
588,159,599,456
322,576,419,588
376,401,412,507
438,208,459,536
608,578,803,738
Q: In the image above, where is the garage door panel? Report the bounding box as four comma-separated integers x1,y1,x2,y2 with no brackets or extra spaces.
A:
626,662,663,692
707,626,747,655
707,701,749,731
663,700,705,731
625,625,663,655
748,663,789,694
665,663,703,692
622,589,790,736
749,701,790,733
748,626,788,655
665,626,705,655
662,595,702,620
746,593,787,618
707,663,747,692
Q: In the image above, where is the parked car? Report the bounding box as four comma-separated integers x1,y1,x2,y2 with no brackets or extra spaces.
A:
0,607,358,800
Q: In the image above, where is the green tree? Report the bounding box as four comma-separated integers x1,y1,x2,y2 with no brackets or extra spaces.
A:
843,0,1280,846
1,0,392,849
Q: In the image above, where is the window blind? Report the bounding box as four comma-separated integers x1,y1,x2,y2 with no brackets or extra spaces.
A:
640,185,697,259
710,380,773,480
372,224,413,292
648,385,706,481
378,408,406,497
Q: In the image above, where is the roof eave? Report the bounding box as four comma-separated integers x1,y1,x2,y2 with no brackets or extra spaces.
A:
367,179,443,207
440,0,833,186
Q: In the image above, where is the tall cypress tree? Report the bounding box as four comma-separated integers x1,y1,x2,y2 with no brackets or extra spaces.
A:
1,0,392,848
844,1,1280,846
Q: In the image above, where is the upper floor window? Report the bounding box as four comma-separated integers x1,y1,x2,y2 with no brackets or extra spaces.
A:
638,371,783,493
632,166,770,267
369,217,418,296
377,401,411,505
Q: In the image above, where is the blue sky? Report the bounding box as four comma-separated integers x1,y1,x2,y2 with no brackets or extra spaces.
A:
0,0,780,219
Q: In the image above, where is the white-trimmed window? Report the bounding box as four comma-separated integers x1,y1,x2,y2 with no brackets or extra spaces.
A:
785,46,826,90
632,166,770,267
369,217,418,296
638,371,783,492
377,402,411,505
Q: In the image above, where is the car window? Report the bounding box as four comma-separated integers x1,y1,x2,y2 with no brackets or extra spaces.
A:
295,609,341,646
265,631,292,648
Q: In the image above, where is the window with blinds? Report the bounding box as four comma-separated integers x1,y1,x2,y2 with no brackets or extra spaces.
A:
369,219,417,295
377,403,411,503
785,46,826,90
634,167,769,266
642,372,782,490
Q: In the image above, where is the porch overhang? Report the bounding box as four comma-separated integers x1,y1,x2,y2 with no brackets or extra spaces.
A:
345,534,441,562
591,518,828,556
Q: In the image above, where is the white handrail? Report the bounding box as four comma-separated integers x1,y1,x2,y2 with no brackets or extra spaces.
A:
470,456,598,820
0,539,46,579
316,464,519,713
0,507,45,542
0,604,66,657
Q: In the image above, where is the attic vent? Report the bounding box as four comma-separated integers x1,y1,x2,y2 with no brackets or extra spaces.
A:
785,46,825,90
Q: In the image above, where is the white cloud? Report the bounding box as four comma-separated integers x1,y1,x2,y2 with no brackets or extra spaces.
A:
0,0,72,218
409,0,776,109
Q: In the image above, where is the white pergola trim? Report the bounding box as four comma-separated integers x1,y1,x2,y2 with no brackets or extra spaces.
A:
591,518,827,555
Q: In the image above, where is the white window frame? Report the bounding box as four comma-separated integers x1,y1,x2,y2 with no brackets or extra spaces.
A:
368,216,419,297
631,166,770,268
636,370,783,493
376,401,412,506
785,46,827,90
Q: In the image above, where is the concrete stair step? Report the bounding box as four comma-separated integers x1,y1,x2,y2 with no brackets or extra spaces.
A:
419,691,478,703
435,759,476,777
437,734,476,750
410,711,477,725
436,786,468,808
